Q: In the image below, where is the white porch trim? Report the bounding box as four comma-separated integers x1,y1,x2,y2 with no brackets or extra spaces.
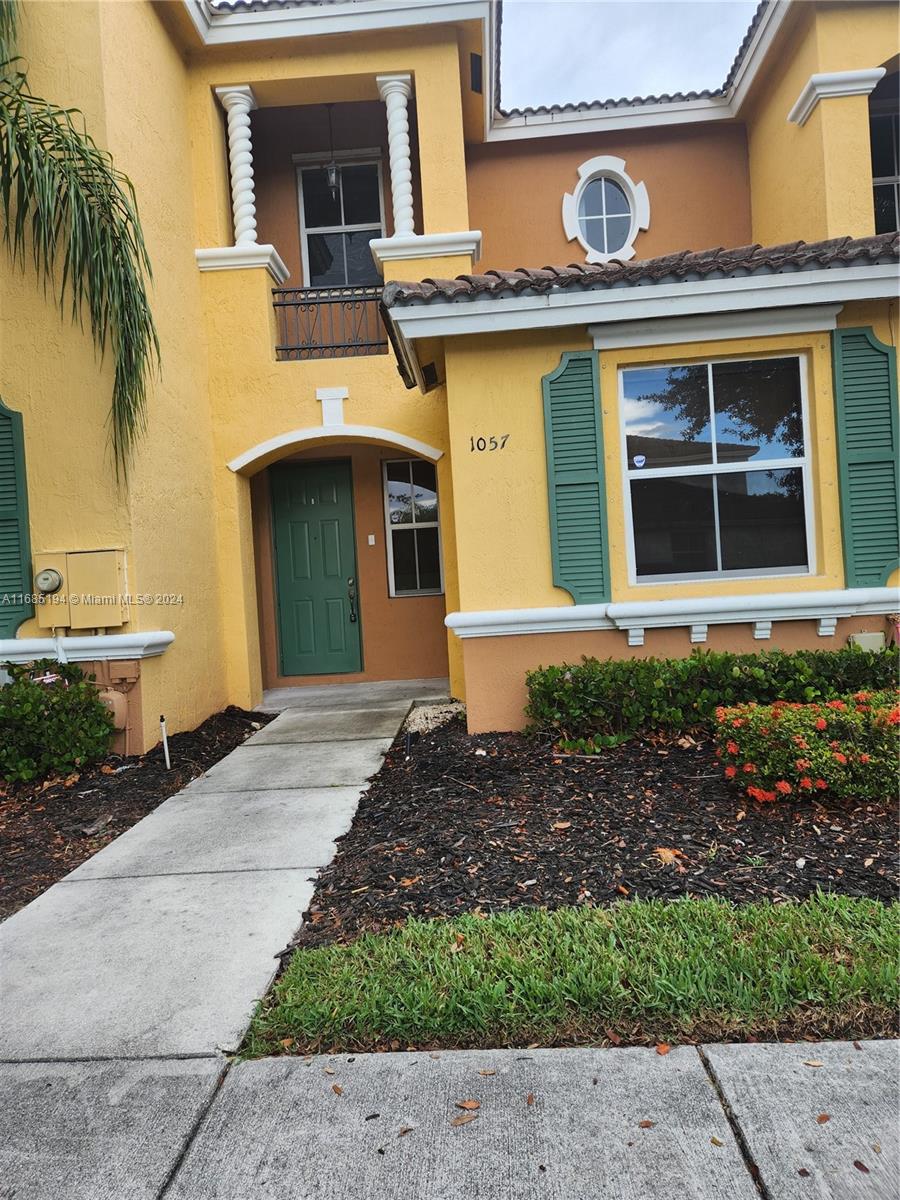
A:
444,587,899,640
787,67,886,127
370,231,482,266
195,245,289,285
228,425,444,474
0,631,175,664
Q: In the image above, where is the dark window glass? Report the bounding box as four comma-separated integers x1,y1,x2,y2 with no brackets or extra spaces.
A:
344,230,381,285
874,183,899,234
306,232,345,286
870,112,898,178
579,178,606,218
604,179,630,215
341,164,382,225
411,461,438,522
712,357,804,462
605,216,631,252
391,529,417,592
623,364,712,469
386,462,413,524
717,469,808,571
631,475,717,577
414,528,441,590
302,168,341,228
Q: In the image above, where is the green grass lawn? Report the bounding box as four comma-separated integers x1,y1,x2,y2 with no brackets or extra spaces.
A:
244,895,899,1056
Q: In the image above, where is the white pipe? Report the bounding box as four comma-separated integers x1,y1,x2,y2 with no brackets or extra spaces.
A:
160,715,171,770
0,631,175,664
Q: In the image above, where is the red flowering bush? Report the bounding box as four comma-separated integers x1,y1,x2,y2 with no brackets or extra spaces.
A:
715,690,899,803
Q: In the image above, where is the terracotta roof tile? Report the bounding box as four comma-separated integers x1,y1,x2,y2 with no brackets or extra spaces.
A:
381,233,900,308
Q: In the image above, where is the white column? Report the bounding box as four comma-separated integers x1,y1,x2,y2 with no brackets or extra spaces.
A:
216,85,258,247
376,73,415,237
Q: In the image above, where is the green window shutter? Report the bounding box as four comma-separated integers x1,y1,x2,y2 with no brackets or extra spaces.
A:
542,351,610,604
831,328,900,588
0,398,33,637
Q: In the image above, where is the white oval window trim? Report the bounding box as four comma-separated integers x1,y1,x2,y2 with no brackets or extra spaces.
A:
562,155,650,264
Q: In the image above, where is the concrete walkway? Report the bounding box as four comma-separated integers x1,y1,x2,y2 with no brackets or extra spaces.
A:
0,682,442,1061
1,1041,896,1198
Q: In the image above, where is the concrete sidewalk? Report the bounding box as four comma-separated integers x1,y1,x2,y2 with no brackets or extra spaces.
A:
0,685,431,1060
2,1041,896,1199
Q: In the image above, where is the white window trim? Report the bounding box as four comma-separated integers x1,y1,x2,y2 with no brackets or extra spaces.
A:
296,154,386,288
618,352,816,586
562,155,650,264
381,459,444,598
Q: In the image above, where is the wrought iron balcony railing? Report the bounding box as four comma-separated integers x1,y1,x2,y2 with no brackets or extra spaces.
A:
273,285,388,360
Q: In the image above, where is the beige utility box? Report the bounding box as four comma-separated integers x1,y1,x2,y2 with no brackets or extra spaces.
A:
34,550,129,630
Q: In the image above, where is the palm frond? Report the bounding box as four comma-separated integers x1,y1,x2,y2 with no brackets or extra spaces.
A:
0,2,17,71
0,16,158,475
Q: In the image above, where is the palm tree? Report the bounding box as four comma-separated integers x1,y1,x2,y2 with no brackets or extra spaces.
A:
0,0,158,475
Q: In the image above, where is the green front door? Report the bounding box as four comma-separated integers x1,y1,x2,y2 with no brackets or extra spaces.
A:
271,460,362,676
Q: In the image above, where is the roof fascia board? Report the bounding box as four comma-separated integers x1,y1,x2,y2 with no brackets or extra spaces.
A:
388,263,898,339
726,0,792,113
185,0,491,46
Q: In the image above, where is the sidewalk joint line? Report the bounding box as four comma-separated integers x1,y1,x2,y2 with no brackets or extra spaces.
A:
697,1046,772,1200
0,1053,222,1064
157,1059,233,1199
56,865,323,883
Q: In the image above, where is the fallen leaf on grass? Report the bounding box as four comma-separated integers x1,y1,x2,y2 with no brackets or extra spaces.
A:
455,1100,480,1111
816,1113,830,1124
656,1044,671,1056
710,1137,724,1147
279,1038,293,1049
606,1029,622,1046
638,1120,655,1129
450,1113,478,1127
331,1084,343,1096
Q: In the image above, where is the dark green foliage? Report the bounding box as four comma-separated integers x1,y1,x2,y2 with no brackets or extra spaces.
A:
526,647,900,743
0,658,115,782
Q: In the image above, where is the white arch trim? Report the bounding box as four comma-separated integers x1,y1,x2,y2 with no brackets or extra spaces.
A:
228,424,444,474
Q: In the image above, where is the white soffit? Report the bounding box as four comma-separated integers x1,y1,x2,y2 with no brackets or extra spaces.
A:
589,304,844,349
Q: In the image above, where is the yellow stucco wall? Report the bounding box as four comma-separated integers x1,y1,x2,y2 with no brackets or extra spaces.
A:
745,1,899,245
442,319,889,614
2,1,228,748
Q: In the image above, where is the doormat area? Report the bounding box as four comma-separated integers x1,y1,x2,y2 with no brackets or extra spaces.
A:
0,706,274,918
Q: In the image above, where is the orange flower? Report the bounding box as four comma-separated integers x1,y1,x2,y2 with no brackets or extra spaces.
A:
825,700,847,711
731,718,744,728
743,762,756,773
859,753,871,764
814,778,827,790
775,780,792,794
795,758,811,770
726,740,740,755
815,718,827,731
886,707,900,726
853,691,871,701
833,751,848,765
799,777,813,790
724,765,737,778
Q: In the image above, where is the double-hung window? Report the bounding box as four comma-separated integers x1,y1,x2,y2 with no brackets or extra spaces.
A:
383,460,443,596
870,105,899,234
620,356,813,582
297,159,385,287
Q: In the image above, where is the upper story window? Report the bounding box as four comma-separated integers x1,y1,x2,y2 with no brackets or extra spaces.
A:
869,70,899,233
297,158,385,287
620,356,812,583
562,155,650,264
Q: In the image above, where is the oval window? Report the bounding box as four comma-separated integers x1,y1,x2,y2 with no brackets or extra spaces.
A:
578,177,632,255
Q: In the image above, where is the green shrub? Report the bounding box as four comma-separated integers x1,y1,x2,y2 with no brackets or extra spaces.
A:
715,690,899,803
0,659,115,783
525,647,899,742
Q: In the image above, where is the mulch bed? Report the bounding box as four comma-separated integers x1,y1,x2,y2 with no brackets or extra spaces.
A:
295,718,897,950
0,705,273,918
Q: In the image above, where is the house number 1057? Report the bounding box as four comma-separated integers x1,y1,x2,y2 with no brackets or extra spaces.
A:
470,434,510,452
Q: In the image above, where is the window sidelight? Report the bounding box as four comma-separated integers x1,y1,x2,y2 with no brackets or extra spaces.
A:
382,459,443,596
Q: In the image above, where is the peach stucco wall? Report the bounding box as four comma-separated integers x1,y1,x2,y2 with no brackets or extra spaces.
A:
466,123,752,270
251,444,449,688
462,616,896,734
